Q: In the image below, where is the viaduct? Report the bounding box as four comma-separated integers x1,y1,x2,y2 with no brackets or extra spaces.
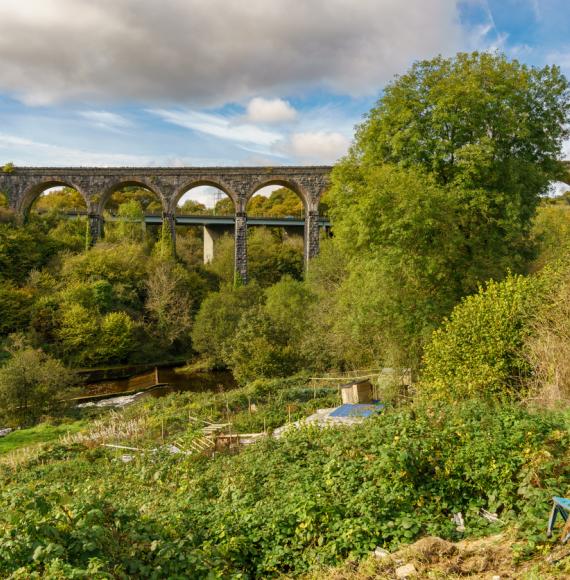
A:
0,166,332,282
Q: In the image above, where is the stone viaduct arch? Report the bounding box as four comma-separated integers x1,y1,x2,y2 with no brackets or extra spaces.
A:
0,166,331,282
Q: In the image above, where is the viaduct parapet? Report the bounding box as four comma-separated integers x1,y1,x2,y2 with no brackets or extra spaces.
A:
0,166,332,282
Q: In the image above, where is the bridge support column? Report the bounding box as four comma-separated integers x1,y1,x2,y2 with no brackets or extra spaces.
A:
87,214,104,247
203,225,221,264
304,210,320,268
161,212,177,257
235,212,248,284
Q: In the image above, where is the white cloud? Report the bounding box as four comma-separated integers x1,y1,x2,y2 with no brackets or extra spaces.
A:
281,131,351,163
79,110,133,131
0,133,212,166
150,109,282,147
0,0,462,106
245,98,297,124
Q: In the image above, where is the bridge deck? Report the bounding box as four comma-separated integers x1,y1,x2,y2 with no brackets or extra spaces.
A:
64,211,331,227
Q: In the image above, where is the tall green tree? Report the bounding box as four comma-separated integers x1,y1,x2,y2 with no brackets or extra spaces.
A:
349,51,570,273
326,52,570,370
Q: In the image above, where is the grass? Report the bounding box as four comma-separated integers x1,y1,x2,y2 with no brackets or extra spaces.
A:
0,420,87,454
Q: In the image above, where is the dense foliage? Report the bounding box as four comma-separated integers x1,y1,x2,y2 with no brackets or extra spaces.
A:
325,51,570,370
1,393,568,577
421,274,547,401
2,50,570,579
0,337,75,426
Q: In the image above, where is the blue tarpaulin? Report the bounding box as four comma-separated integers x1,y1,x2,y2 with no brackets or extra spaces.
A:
328,403,384,418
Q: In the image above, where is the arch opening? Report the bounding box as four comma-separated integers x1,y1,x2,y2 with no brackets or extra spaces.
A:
175,185,235,269
25,184,88,252
102,182,163,215
245,185,305,286
101,184,163,244
248,185,304,219
23,181,87,218
30,185,87,214
176,184,234,216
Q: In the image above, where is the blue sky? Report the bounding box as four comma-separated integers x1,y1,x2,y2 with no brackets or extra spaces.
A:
0,0,569,173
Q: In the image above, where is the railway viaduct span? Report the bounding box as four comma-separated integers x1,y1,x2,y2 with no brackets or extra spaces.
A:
0,166,332,282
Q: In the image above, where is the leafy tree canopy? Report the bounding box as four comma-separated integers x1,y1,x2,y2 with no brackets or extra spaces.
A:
348,51,570,269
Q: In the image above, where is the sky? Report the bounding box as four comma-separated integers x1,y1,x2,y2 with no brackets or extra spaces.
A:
0,0,569,179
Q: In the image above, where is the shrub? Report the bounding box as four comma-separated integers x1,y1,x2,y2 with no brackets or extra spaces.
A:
526,265,570,406
0,337,75,426
0,400,568,576
421,273,547,401
0,283,33,336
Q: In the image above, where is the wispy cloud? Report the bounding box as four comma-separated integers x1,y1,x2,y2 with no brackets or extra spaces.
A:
0,133,212,166
78,110,133,132
149,109,282,148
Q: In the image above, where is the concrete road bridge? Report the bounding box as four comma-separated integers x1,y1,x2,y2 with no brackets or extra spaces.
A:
0,166,332,282
65,210,331,264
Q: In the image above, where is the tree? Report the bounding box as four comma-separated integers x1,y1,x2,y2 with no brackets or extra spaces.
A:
207,228,303,287
0,223,61,284
178,199,208,215
105,199,146,242
145,261,194,348
56,303,99,364
106,186,162,213
351,51,570,272
0,336,75,426
96,312,136,363
61,242,148,310
327,164,468,368
191,284,262,367
247,188,304,217
226,277,314,383
0,283,33,337
33,187,86,212
213,197,234,215
325,52,570,370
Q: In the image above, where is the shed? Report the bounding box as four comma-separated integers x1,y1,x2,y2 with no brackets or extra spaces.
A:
340,379,373,404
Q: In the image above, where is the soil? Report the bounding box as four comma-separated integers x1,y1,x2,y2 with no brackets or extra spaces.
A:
305,533,570,579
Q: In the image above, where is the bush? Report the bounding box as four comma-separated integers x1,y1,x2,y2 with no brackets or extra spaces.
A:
0,337,75,426
421,274,547,401
191,284,262,367
526,265,570,406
